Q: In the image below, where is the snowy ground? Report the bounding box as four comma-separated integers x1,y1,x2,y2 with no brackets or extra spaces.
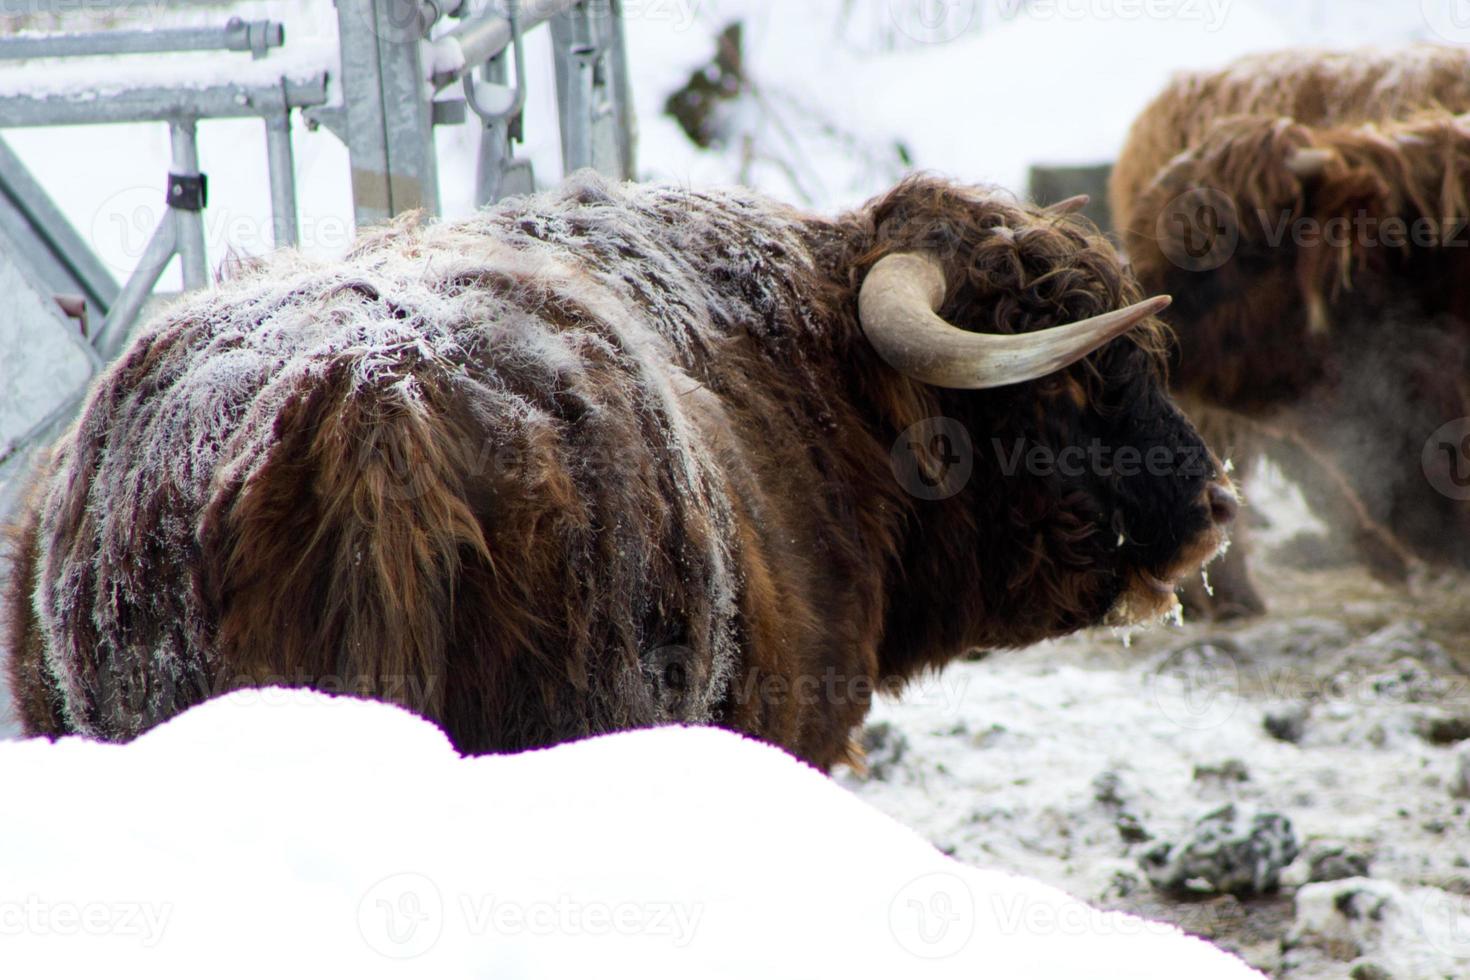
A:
841,469,1470,978
0,692,1265,979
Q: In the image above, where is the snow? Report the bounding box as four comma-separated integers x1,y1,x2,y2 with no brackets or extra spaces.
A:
1291,877,1470,979
0,690,1262,978
619,0,1441,209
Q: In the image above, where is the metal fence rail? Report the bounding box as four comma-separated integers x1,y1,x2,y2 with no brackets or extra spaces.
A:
0,0,638,517
0,18,284,60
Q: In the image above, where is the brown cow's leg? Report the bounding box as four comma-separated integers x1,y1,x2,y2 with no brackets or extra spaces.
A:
3,483,68,737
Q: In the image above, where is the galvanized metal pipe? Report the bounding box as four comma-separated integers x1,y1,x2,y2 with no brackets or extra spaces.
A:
606,0,637,179
91,217,175,361
264,109,300,248
0,134,119,315
168,119,208,291
0,19,284,61
555,4,598,173
0,75,328,128
429,0,581,90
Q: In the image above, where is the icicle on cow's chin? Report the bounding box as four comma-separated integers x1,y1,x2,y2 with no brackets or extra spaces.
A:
1105,576,1186,632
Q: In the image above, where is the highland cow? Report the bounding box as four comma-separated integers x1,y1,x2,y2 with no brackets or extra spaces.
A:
1113,46,1470,617
3,173,1235,770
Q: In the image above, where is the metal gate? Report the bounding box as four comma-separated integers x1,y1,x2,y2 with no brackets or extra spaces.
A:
0,0,637,516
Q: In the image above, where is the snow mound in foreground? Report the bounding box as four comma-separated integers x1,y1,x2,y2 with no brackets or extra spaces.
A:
0,690,1261,978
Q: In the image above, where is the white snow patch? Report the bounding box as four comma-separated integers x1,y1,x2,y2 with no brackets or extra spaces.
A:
0,690,1262,978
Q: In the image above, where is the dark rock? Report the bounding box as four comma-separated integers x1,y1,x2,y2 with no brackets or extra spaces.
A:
1264,703,1310,743
1116,812,1151,844
1334,887,1391,922
1307,843,1371,883
1417,715,1470,746
1349,961,1394,980
858,721,908,781
1193,758,1251,785
1141,804,1299,897
1092,770,1150,842
1092,771,1126,807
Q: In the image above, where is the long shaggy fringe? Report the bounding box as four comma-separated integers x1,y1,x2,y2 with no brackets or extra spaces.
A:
1111,44,1470,232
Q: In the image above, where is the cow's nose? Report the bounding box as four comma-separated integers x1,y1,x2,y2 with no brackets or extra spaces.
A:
1206,482,1239,526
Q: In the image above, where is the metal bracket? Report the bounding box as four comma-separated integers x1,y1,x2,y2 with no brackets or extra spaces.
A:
463,0,527,141
431,98,467,126
166,172,208,211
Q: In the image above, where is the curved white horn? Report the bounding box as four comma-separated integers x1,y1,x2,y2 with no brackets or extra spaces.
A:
858,252,1171,390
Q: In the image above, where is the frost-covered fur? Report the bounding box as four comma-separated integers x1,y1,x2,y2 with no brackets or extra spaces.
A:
3,173,1223,769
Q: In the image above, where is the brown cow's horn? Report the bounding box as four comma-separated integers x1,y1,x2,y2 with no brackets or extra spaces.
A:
1047,194,1091,215
1287,148,1334,178
857,252,1171,390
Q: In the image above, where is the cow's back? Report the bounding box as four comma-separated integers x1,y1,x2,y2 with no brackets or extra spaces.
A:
9,175,891,759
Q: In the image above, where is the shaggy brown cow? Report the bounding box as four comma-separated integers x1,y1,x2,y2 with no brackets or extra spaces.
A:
3,173,1235,770
1113,46,1470,617
1110,45,1470,241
